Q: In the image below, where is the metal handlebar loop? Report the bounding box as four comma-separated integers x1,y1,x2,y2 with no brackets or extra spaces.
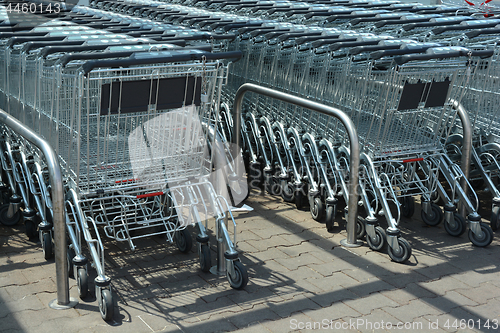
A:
232,83,362,247
0,110,77,310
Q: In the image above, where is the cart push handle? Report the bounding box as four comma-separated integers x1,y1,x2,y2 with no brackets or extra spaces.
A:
432,20,500,35
80,50,243,74
22,40,85,53
394,47,494,65
466,27,500,38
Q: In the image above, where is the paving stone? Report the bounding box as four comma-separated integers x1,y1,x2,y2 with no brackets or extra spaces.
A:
424,307,490,333
452,269,500,288
303,302,361,323
462,298,500,322
419,276,472,296
380,283,437,305
4,278,56,301
345,278,395,297
275,253,327,271
455,282,500,304
245,248,290,263
185,296,244,321
245,235,295,251
228,322,271,333
175,312,239,333
420,291,479,313
304,286,358,308
0,270,29,288
306,260,357,277
225,303,280,329
267,294,321,318
279,266,324,282
416,263,464,280
227,287,284,310
381,299,442,323
379,270,429,288
261,312,312,333
0,294,45,318
0,313,27,332
308,272,360,291
343,292,399,315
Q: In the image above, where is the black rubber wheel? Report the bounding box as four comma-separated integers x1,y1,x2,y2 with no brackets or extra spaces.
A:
421,203,443,226
99,289,114,321
401,196,415,218
280,181,295,203
175,229,193,253
67,247,75,278
42,232,53,260
491,206,500,231
0,203,21,226
25,219,38,239
356,216,366,240
77,267,88,299
444,213,467,237
199,243,211,273
310,197,325,222
266,177,281,196
367,226,386,251
294,188,307,210
388,237,412,263
468,223,493,247
227,261,248,290
325,205,336,232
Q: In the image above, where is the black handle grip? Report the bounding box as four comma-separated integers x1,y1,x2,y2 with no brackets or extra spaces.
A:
349,44,402,55
466,27,500,39
250,28,290,38
328,40,381,52
81,50,242,74
311,37,357,48
433,21,500,35
374,17,434,28
294,34,342,45
403,19,469,31
277,31,323,42
23,40,85,53
8,36,66,48
370,45,439,59
395,48,494,65
220,22,262,32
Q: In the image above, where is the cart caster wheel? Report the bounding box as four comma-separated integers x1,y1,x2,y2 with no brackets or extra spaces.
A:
175,229,193,253
294,189,307,210
25,220,37,239
325,205,336,231
310,197,325,222
388,237,412,263
266,177,281,196
356,217,366,239
491,206,500,231
421,203,443,226
444,213,466,237
227,261,248,290
98,289,114,321
198,243,211,273
42,232,53,260
281,182,294,203
0,203,21,226
401,196,415,218
468,223,493,247
67,247,75,278
367,226,386,251
77,267,88,299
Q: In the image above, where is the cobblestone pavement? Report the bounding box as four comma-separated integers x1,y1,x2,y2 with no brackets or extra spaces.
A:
1,189,499,333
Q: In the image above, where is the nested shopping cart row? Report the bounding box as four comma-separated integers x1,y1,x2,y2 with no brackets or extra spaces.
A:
0,0,249,321
93,0,499,262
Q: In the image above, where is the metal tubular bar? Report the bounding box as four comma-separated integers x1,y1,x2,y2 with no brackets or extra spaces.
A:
0,109,74,308
451,99,472,218
232,83,361,246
